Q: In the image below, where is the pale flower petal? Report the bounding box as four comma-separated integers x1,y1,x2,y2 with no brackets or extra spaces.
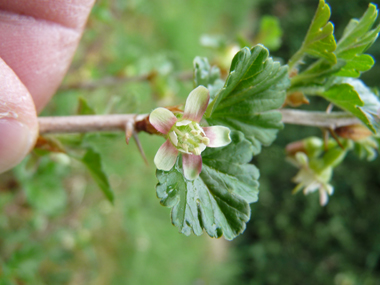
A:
198,143,207,153
203,126,231,147
178,148,191,154
149,107,177,134
154,139,179,171
319,188,329,206
325,184,334,195
182,153,202,180
178,148,192,154
183,86,210,122
169,131,178,146
303,181,320,194
290,151,335,206
176,120,192,126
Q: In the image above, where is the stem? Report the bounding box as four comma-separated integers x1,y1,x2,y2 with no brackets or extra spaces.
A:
38,110,361,135
288,58,328,88
287,50,304,71
38,114,147,134
279,109,360,128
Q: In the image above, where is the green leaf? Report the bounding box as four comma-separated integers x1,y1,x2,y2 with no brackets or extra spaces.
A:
290,4,379,92
334,4,380,77
205,45,289,154
208,112,283,155
156,131,259,240
322,78,380,133
255,16,283,51
334,54,374,78
193,57,224,100
288,0,336,69
289,59,346,93
81,148,114,203
322,83,365,123
344,78,380,133
77,96,96,115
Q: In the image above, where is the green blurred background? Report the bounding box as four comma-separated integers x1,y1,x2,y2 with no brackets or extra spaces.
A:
0,0,379,284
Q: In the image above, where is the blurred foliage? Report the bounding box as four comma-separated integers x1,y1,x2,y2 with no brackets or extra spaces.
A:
235,126,380,284
0,0,379,284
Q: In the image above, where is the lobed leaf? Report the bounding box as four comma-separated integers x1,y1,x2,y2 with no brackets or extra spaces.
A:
290,3,379,92
156,131,259,240
321,78,380,133
334,4,380,77
193,57,224,100
288,0,337,69
205,45,289,154
345,78,380,133
302,0,337,62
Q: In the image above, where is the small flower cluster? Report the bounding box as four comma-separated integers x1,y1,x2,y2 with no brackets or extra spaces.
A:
290,152,334,206
149,86,231,180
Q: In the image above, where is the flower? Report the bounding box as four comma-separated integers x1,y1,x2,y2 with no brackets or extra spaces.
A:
149,86,231,180
290,152,334,206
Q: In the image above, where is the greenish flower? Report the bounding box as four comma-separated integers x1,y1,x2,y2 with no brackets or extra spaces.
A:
290,152,334,206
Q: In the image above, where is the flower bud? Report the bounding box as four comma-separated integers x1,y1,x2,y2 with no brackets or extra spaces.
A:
283,92,309,107
335,124,372,141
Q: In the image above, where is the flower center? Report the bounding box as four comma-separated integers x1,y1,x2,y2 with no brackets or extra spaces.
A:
168,120,209,155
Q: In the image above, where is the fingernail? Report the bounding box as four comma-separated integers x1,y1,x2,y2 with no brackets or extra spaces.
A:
0,119,35,173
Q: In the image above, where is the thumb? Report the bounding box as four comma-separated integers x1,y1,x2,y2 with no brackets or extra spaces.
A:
0,58,38,173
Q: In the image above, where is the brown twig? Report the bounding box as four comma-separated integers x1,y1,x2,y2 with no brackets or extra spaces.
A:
279,109,360,128
38,114,148,134
37,110,361,135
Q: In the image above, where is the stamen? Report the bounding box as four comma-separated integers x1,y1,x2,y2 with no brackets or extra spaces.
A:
202,137,210,145
187,138,197,145
194,123,201,130
182,144,189,152
173,126,184,136
193,147,201,155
